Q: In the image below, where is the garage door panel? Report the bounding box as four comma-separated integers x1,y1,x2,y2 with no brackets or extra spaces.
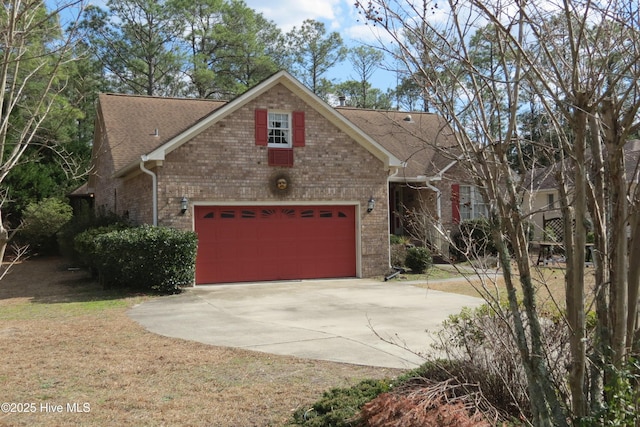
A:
195,205,356,284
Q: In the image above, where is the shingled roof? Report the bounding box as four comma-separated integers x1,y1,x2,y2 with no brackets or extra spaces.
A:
96,87,457,180
96,93,226,173
336,107,458,181
525,139,640,191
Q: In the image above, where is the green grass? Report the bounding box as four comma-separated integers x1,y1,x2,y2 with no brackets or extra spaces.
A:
0,296,146,320
379,265,463,282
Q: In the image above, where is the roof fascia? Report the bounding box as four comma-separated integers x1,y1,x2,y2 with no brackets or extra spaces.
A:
389,175,428,183
422,158,459,183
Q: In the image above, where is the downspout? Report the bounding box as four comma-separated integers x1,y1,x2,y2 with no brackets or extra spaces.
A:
140,155,158,226
426,178,447,256
387,166,400,271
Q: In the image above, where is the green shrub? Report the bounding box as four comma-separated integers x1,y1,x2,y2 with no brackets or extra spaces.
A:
92,225,197,294
59,202,129,263
291,379,392,426
19,197,73,255
405,246,432,273
390,244,407,268
579,358,640,426
390,235,412,268
74,222,131,273
390,234,411,245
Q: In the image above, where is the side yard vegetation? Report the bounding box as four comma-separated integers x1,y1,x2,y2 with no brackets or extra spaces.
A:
290,354,523,426
18,200,197,294
291,296,639,426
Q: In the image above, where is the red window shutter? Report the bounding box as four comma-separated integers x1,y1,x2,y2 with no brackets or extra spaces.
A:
268,148,294,167
292,111,305,147
451,184,460,224
255,109,268,146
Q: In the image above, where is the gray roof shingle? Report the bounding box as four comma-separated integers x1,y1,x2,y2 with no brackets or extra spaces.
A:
97,93,225,172
335,107,457,179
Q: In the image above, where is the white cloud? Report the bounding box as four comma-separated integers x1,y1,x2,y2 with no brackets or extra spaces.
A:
245,0,343,32
249,0,401,49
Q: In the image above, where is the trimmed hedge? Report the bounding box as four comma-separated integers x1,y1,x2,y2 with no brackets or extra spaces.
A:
74,223,131,272
75,225,198,294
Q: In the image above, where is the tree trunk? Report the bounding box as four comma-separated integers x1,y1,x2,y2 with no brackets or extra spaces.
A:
627,207,640,353
586,112,608,413
602,103,629,367
492,205,568,426
562,105,588,417
0,222,8,268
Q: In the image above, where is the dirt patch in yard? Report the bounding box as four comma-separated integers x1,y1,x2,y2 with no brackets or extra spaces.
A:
0,258,403,426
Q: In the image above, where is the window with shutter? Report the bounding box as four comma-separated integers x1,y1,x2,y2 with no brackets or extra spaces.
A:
256,109,305,166
458,185,488,221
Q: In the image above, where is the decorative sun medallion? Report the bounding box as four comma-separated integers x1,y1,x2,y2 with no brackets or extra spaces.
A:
277,177,288,190
270,172,292,196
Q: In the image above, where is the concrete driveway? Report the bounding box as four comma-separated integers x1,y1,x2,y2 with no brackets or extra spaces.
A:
128,278,483,369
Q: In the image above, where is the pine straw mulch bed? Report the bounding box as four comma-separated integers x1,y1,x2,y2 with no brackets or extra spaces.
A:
359,377,513,427
0,257,403,427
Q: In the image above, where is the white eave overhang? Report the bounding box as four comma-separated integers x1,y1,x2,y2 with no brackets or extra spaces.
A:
389,174,429,184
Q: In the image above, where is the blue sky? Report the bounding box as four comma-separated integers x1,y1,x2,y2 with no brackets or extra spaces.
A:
244,0,398,91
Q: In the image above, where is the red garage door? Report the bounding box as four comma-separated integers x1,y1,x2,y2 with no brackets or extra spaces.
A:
194,205,356,284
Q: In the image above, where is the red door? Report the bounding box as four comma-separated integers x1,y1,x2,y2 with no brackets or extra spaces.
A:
194,206,356,284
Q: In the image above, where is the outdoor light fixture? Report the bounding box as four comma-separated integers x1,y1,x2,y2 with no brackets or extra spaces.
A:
180,196,188,214
367,197,375,213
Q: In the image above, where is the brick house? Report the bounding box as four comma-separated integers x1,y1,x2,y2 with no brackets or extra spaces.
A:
88,71,458,284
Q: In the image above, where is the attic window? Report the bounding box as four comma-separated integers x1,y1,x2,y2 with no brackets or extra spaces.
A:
268,112,291,147
255,109,305,148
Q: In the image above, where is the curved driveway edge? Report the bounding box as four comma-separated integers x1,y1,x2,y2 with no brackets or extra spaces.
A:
128,279,483,369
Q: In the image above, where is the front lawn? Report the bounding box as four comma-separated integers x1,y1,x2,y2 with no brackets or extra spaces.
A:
0,258,402,426
415,262,595,311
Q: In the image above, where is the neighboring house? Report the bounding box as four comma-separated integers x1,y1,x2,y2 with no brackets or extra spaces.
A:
87,71,459,284
524,139,640,240
524,164,563,240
